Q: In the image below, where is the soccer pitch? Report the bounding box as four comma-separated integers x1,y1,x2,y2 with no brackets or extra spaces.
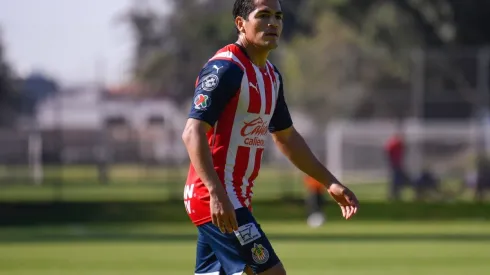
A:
1,221,489,275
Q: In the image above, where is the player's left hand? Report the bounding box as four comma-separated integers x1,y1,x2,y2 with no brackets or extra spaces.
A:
327,183,359,220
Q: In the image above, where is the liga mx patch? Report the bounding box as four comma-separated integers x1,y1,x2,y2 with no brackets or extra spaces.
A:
251,243,269,264
234,223,261,246
201,74,219,91
193,93,211,110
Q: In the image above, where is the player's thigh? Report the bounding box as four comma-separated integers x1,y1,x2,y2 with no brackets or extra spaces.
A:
198,207,282,274
195,229,224,275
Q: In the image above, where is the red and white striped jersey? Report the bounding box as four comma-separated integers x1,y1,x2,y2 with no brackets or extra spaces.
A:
184,43,293,226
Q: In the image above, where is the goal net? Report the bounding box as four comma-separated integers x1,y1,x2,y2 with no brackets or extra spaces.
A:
325,119,486,184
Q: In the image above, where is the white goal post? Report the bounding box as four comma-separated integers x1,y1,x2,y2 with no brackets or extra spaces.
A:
325,119,486,184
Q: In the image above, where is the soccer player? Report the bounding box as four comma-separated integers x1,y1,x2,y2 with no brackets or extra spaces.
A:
182,0,359,274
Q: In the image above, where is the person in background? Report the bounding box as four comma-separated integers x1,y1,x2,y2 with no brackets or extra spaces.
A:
384,126,410,201
304,175,327,228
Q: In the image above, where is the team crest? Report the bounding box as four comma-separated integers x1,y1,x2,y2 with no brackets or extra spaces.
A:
194,94,210,110
201,74,219,91
251,243,269,264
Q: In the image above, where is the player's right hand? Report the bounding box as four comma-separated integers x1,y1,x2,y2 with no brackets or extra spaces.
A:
209,190,239,234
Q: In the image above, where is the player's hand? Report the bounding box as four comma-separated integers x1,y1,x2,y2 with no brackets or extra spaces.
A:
327,183,359,220
209,189,239,234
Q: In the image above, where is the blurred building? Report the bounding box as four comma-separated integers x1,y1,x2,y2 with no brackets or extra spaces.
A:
34,82,187,164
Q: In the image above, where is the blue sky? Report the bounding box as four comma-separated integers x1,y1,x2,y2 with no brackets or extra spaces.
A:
0,0,166,86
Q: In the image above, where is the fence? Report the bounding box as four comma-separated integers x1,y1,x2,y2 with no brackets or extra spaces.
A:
1,119,488,201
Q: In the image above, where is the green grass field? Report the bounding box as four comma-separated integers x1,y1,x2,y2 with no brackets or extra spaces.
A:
1,221,489,275
2,165,488,274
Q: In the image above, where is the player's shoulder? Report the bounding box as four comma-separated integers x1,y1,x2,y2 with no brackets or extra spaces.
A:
197,59,243,93
200,44,245,75
195,46,246,92
200,59,243,77
203,44,246,71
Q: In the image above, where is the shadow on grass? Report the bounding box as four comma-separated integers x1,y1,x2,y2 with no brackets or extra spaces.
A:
3,233,490,243
2,201,490,226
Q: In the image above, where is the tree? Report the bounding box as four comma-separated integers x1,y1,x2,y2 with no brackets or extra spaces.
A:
121,0,324,104
122,0,238,104
123,0,490,119
281,0,490,119
0,27,19,126
280,1,418,120
389,0,490,118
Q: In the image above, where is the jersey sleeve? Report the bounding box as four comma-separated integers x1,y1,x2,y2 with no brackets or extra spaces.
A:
269,71,293,132
188,60,243,126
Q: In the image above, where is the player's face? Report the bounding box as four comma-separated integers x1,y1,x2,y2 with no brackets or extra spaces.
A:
241,0,283,50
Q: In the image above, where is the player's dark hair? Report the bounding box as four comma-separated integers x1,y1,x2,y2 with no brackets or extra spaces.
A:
233,0,282,34
233,0,256,34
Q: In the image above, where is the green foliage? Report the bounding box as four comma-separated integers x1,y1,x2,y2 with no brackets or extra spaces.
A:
281,11,366,119
123,0,236,103
280,2,418,119
122,0,490,118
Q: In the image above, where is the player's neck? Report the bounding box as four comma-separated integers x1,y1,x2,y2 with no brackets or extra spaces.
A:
235,39,270,69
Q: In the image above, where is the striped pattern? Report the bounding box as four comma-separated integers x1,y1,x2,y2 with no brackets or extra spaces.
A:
186,44,281,226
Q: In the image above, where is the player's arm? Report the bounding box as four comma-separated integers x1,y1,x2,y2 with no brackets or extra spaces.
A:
182,60,243,232
269,74,359,219
182,118,222,198
267,73,337,187
183,118,241,231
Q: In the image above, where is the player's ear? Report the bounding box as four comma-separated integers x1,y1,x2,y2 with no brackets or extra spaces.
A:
235,16,246,34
